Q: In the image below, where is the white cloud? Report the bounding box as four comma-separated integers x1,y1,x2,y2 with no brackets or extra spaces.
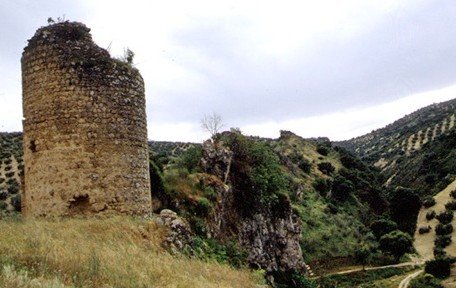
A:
241,84,456,141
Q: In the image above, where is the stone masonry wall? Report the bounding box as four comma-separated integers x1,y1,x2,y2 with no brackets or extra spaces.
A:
21,22,151,216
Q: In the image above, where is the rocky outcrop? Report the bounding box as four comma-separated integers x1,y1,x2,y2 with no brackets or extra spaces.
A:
156,209,193,253
200,139,233,183
201,138,306,279
239,208,305,273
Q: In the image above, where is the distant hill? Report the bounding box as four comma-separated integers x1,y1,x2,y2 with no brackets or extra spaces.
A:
336,98,456,193
148,141,199,158
0,132,23,212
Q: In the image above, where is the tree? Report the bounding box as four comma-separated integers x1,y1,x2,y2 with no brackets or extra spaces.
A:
379,230,413,262
354,245,372,270
425,258,454,279
331,175,354,201
390,187,421,234
370,218,398,239
201,113,224,139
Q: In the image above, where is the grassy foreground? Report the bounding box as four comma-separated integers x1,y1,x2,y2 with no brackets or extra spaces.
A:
0,216,263,287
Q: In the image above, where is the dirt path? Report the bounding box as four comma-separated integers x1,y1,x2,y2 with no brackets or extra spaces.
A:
414,179,456,260
321,261,421,277
398,270,423,288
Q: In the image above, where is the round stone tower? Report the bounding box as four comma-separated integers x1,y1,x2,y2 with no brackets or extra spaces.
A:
21,22,151,216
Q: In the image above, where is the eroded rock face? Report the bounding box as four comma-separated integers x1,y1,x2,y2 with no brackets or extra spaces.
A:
240,210,305,273
201,139,306,277
200,139,233,183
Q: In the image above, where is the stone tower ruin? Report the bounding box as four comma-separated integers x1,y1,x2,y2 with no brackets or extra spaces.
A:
21,22,151,216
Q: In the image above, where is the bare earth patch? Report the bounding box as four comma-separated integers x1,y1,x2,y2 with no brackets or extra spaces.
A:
414,179,456,261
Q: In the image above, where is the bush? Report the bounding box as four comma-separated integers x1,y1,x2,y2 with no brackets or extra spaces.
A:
7,183,19,195
149,160,169,211
370,219,398,239
179,146,202,173
317,162,335,175
331,175,354,201
419,226,431,234
196,197,213,216
325,203,338,214
288,152,312,173
379,230,413,262
450,190,456,199
425,258,454,279
434,235,452,248
0,190,8,201
436,210,454,224
313,178,331,197
190,237,247,269
426,210,436,221
316,146,329,156
10,194,21,212
221,132,291,216
298,159,312,174
203,186,217,201
271,271,317,288
354,245,372,268
433,247,446,258
435,223,453,235
410,274,443,288
445,201,456,210
423,197,436,208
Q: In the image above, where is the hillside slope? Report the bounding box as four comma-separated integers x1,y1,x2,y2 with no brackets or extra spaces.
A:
336,98,456,195
0,216,263,287
150,130,390,280
336,98,455,173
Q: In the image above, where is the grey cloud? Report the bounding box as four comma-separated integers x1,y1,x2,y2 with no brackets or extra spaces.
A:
152,1,456,128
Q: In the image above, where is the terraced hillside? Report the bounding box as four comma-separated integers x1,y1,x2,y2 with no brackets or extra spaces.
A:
336,98,456,172
336,98,456,194
0,132,23,212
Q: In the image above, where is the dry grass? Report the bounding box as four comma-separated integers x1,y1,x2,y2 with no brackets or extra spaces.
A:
0,216,263,288
414,179,456,260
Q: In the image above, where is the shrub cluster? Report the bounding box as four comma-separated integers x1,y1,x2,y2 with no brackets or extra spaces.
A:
313,178,331,197
435,223,453,236
434,235,452,249
317,162,335,175
445,201,456,211
436,210,454,224
450,189,456,199
422,197,436,208
418,226,431,234
426,210,436,221
425,257,454,279
331,175,355,201
409,273,443,288
316,145,329,156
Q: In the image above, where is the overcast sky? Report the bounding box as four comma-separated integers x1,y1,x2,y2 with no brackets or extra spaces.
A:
1,0,456,142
